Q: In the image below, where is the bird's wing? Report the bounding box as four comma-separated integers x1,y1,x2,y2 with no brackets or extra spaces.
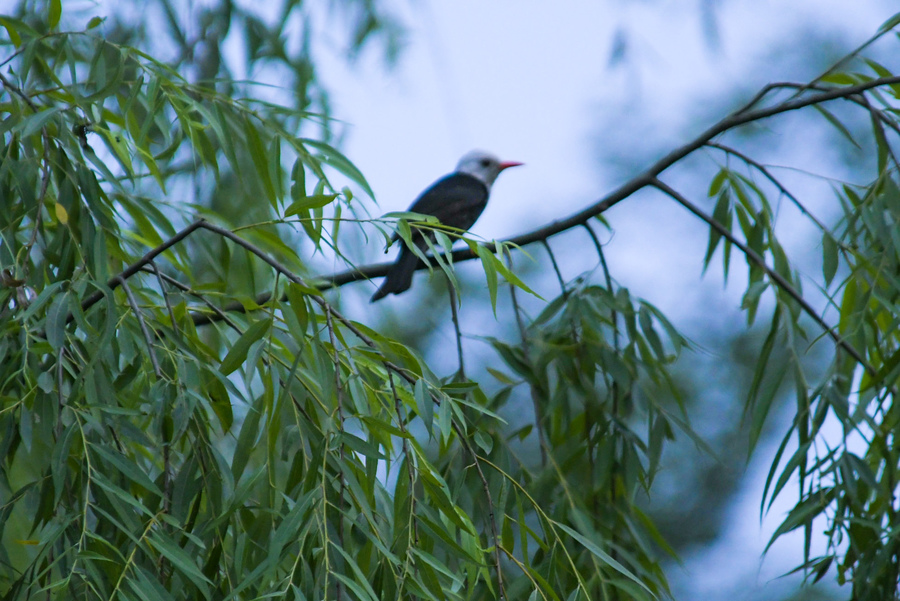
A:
406,173,489,232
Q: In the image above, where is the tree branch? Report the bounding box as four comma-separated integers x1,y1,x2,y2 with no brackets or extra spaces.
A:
650,178,872,373
311,74,900,292
74,219,206,322
63,75,900,380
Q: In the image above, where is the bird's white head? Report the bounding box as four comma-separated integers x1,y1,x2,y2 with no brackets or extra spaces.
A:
455,150,523,189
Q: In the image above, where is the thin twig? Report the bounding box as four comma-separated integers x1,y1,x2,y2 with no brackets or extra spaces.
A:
505,251,547,466
454,421,506,601
651,178,872,373
56,347,65,439
447,284,466,379
149,262,179,339
704,142,832,233
76,219,205,321
388,372,419,546
116,276,162,379
540,240,566,294
325,306,346,601
141,267,244,335
582,224,619,352
583,222,619,538
0,69,55,268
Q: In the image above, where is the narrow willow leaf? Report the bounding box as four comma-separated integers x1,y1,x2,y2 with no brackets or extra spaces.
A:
703,190,730,272
870,111,889,173
231,398,263,483
337,432,386,459
148,531,212,597
415,379,433,438
554,522,655,597
0,17,22,46
474,431,493,455
822,233,839,286
284,193,337,216
284,283,309,334
812,105,861,150
475,244,499,315
290,157,306,202
244,117,277,207
708,168,728,197
877,11,900,33
766,489,834,552
48,0,62,28
91,445,163,497
45,289,69,351
219,318,271,375
302,138,375,198
16,106,61,138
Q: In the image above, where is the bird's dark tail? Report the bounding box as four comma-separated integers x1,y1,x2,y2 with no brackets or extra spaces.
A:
370,247,420,302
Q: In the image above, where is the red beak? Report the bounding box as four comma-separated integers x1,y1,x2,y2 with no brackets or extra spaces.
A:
499,161,524,171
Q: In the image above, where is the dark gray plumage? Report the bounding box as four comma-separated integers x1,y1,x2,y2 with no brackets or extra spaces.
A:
371,151,522,302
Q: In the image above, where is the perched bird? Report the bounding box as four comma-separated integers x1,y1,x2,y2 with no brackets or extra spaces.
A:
370,150,523,302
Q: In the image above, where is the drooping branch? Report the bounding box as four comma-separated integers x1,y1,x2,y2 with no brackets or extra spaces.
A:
650,178,872,373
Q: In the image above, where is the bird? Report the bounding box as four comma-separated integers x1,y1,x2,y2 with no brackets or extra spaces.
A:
370,150,523,302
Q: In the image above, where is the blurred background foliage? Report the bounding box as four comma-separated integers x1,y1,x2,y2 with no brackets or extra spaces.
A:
3,1,900,600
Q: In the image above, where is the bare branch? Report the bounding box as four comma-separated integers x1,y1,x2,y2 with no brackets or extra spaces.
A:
541,240,566,294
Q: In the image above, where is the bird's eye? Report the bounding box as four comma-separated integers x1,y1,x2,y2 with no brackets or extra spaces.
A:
479,158,491,168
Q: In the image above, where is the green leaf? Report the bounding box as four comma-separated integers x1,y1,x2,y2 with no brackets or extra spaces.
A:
474,243,499,314
148,531,213,597
219,318,271,375
231,398,264,482
0,18,22,46
290,157,306,202
284,193,337,216
336,432,385,459
415,379,433,438
48,0,61,28
16,107,61,138
45,289,70,351
703,189,731,272
244,117,277,207
474,431,493,454
302,138,375,198
554,522,655,597
822,233,838,286
870,110,889,173
91,445,164,497
708,168,728,197
284,283,309,334
813,105,861,150
766,489,834,551
877,11,900,33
